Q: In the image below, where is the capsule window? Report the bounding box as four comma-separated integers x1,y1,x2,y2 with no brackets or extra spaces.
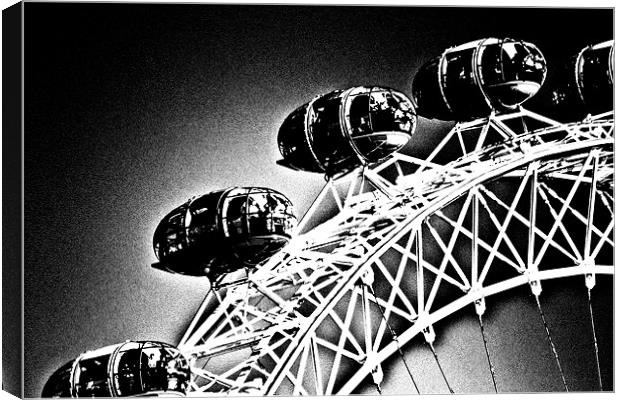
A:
368,90,395,131
42,361,74,398
244,192,296,237
279,106,306,158
244,193,268,236
350,90,415,161
113,345,143,396
110,342,190,396
308,92,353,170
443,47,488,118
579,45,613,102
74,354,112,397
187,192,220,245
445,49,476,85
269,193,296,236
499,42,545,83
480,44,504,86
166,212,186,253
223,195,249,238
344,88,415,162
277,105,323,172
140,343,189,394
411,58,453,120
348,94,372,137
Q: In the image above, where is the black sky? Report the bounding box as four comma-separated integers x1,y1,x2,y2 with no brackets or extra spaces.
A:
23,3,613,397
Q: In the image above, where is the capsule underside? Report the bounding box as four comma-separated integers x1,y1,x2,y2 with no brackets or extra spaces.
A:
278,86,416,176
153,187,296,277
43,342,190,398
413,38,546,121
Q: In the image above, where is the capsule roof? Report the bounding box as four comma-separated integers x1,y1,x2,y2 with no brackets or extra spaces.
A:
153,187,296,278
277,86,417,176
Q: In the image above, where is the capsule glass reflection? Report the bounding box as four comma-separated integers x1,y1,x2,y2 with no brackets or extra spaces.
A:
412,38,547,121
153,187,296,278
42,341,190,398
278,86,416,176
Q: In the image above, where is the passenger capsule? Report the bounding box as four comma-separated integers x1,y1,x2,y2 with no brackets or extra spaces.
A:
42,341,190,398
547,40,614,120
277,86,417,176
412,38,547,121
153,187,297,278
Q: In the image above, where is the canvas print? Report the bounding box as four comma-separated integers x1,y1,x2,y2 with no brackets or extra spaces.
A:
18,3,613,397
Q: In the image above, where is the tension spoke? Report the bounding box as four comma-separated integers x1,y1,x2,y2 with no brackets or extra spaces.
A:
367,283,420,394
477,313,498,393
587,289,603,390
426,340,454,393
534,296,568,391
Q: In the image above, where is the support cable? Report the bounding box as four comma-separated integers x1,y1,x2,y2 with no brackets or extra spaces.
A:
374,382,383,395
367,284,420,394
426,340,454,393
587,289,603,390
477,314,498,393
534,296,569,391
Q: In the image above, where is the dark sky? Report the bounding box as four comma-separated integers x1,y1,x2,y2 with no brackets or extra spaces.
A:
23,3,613,397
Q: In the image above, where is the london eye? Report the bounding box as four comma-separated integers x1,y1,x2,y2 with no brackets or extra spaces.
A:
28,5,613,398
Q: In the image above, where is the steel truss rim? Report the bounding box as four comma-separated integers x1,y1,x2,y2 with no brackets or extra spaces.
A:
264,139,613,395
179,114,614,396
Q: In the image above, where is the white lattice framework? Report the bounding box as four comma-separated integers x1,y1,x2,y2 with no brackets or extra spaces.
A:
177,109,614,395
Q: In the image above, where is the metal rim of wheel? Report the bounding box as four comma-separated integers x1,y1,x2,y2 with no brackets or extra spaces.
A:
177,109,614,396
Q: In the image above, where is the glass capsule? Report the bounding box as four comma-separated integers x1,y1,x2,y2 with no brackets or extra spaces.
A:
153,187,297,278
412,38,547,121
42,341,190,398
278,86,417,176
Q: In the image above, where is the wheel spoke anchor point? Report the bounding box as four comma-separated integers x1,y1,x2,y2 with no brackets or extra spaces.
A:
423,325,436,344
585,273,596,290
529,279,542,297
581,258,596,290
371,363,385,389
361,268,375,286
475,297,487,316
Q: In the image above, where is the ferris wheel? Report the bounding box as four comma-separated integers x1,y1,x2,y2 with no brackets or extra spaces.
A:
42,38,614,397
